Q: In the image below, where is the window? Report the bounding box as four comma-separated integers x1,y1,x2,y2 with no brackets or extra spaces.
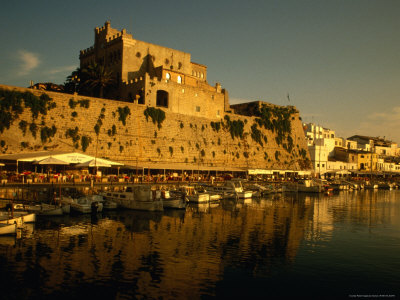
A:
200,72,204,79
217,110,220,116
165,73,171,81
195,106,200,112
177,75,182,84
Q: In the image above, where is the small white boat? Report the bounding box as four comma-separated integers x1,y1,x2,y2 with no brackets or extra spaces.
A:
70,197,94,214
0,223,17,235
206,180,252,199
14,203,63,216
0,212,36,227
182,186,210,203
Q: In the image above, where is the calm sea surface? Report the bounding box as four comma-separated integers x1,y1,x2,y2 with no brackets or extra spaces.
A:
0,190,399,299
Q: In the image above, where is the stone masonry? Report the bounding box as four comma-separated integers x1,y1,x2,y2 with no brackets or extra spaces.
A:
0,85,311,171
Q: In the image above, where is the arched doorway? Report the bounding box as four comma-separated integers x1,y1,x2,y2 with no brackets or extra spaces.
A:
156,90,168,108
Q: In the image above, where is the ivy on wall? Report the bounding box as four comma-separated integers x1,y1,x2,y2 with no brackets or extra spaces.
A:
40,125,57,144
144,107,165,129
0,88,56,133
224,115,244,139
117,106,131,126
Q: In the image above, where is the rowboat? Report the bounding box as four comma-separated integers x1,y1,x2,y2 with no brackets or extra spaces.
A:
0,223,17,235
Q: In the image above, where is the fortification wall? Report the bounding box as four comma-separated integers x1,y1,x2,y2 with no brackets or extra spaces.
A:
0,84,311,170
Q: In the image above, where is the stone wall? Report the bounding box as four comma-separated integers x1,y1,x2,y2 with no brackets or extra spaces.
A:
0,84,311,170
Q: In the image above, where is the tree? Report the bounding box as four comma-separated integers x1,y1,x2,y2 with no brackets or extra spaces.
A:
81,62,115,98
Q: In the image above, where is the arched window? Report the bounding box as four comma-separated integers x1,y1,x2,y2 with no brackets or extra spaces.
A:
165,73,171,81
156,90,168,108
177,75,182,84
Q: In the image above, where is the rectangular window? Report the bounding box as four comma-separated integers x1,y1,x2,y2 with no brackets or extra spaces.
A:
195,106,200,112
217,110,220,116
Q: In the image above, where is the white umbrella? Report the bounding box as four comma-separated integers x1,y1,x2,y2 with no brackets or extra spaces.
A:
33,157,70,165
75,159,112,168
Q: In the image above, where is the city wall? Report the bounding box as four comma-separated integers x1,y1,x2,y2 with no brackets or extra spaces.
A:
0,84,311,171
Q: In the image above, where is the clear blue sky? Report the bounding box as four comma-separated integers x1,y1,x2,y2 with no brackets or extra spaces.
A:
1,0,399,143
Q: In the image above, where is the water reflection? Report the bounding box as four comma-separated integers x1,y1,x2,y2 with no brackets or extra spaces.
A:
0,190,399,299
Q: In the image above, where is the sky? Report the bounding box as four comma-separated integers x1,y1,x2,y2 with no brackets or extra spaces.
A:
1,0,399,143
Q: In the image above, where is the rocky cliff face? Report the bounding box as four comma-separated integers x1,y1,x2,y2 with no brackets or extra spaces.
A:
0,85,311,170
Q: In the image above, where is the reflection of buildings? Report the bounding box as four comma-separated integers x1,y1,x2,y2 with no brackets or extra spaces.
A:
0,198,314,297
305,191,399,244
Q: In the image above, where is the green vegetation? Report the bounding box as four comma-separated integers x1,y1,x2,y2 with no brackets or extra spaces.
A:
275,150,280,161
81,136,91,152
29,122,38,139
250,123,264,146
117,106,131,126
224,115,244,139
40,125,57,143
69,99,77,109
144,107,165,129
0,88,56,133
19,120,28,136
81,62,115,98
65,127,80,143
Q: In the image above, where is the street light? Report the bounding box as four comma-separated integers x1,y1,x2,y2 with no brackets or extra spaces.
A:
72,75,80,94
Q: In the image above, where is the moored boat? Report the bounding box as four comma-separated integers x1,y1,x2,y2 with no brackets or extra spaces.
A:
283,179,324,193
0,223,17,235
102,185,163,211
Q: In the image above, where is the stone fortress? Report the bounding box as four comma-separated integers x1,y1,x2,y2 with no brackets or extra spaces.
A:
80,21,229,118
0,21,311,172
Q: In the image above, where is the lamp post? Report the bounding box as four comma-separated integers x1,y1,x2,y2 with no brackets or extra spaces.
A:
73,75,80,94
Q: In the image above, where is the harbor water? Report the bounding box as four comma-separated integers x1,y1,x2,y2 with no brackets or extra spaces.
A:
0,190,399,299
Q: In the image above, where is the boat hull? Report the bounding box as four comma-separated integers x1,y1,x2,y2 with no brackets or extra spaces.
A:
0,223,17,235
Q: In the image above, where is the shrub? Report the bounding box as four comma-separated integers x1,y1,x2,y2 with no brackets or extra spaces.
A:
81,135,91,152
144,107,165,129
19,120,28,136
117,106,131,126
29,122,38,139
40,125,57,143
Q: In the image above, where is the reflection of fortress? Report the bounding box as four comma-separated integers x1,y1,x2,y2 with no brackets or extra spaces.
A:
1,198,313,298
80,21,229,119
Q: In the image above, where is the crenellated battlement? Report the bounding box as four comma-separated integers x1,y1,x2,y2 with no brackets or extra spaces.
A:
80,46,94,56
123,77,144,86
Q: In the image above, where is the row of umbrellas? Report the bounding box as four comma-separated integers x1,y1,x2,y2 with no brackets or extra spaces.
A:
32,157,114,168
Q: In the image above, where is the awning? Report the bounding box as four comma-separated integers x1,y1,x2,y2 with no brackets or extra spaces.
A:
33,157,70,165
76,159,112,168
